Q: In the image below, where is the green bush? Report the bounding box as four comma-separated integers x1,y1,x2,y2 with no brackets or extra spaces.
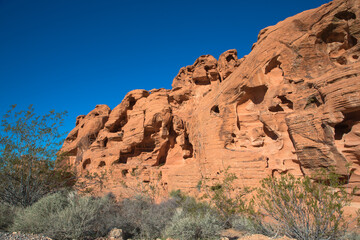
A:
11,191,68,234
116,195,178,239
256,171,356,240
11,191,117,239
164,208,223,240
230,215,257,233
0,201,17,231
50,192,116,239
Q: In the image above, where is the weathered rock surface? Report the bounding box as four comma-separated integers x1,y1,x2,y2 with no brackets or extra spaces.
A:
60,0,360,199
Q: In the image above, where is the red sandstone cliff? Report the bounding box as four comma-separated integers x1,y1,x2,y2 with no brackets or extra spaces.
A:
60,0,360,198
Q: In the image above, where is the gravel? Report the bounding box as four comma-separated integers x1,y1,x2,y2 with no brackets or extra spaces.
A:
0,232,52,240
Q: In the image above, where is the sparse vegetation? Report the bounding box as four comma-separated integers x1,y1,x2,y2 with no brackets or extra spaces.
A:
255,170,358,240
116,195,178,239
1,106,358,240
164,208,223,240
11,191,117,239
0,105,73,207
198,167,255,228
2,169,359,240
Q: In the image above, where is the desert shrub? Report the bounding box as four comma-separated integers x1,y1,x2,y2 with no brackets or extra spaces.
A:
164,190,224,240
0,201,18,231
138,199,178,239
230,215,258,233
0,105,72,207
11,191,68,234
343,231,360,240
198,168,254,227
256,171,356,240
50,192,117,239
116,195,178,239
11,191,117,239
164,207,223,240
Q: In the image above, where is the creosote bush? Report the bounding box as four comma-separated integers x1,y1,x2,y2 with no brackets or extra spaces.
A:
256,170,357,240
11,191,117,240
164,209,223,240
116,195,178,239
164,190,223,240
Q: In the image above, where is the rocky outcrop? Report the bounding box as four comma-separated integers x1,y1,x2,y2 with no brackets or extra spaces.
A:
60,0,360,198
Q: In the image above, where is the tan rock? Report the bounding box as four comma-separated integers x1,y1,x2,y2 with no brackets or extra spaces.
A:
237,234,294,240
59,0,360,201
107,228,123,240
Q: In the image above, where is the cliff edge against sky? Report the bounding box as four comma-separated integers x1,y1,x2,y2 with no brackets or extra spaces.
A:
60,0,360,198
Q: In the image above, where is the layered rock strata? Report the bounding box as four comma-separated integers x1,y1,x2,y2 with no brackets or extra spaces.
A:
60,0,360,198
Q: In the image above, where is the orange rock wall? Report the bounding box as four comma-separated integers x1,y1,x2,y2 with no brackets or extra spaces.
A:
60,0,360,198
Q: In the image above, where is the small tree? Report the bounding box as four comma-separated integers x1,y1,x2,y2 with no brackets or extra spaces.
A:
256,170,357,240
0,105,71,207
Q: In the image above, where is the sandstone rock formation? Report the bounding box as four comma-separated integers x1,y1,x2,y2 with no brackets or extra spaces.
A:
60,0,360,198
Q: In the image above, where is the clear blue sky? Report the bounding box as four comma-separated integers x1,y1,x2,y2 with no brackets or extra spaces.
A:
0,0,330,135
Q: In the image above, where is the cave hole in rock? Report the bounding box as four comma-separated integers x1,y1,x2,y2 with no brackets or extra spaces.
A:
82,159,91,170
349,36,358,47
336,56,347,65
231,133,236,137
226,55,235,62
98,161,106,168
135,134,156,153
278,96,294,109
67,148,78,157
335,11,356,20
128,97,136,110
100,138,108,148
121,169,129,177
334,123,351,140
341,35,358,50
265,56,282,74
204,65,211,71
269,105,284,112
241,85,269,105
334,111,360,140
194,78,211,85
114,130,158,165
263,125,279,140
114,153,132,164
211,105,220,115
318,24,344,43
183,131,193,159
305,96,321,108
353,55,359,59
94,113,100,116
109,114,127,133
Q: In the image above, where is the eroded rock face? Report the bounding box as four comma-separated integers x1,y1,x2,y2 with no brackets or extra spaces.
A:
60,0,360,198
